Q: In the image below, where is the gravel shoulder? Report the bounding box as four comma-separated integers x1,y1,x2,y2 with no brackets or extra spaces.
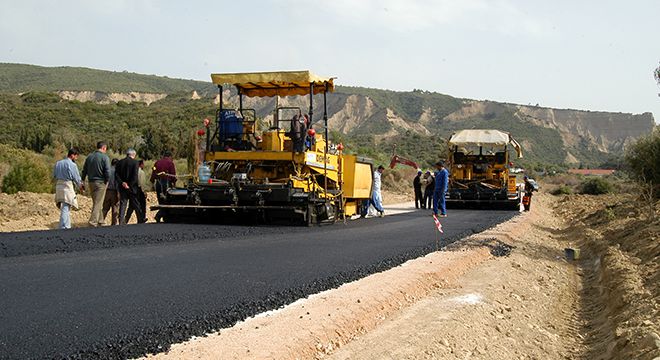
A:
330,193,581,360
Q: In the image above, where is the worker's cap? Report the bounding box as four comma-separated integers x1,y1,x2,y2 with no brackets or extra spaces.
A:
417,170,422,174
425,170,431,174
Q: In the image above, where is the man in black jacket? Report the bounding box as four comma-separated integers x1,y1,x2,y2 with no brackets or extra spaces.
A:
115,148,144,224
413,170,424,209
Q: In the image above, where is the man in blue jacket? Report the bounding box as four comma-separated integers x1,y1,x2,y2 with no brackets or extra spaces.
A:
433,161,449,217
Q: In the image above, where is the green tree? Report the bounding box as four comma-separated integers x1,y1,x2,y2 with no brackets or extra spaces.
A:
625,128,660,198
1,159,52,194
138,124,176,160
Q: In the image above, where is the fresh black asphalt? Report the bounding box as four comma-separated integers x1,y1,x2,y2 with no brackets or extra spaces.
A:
0,209,517,359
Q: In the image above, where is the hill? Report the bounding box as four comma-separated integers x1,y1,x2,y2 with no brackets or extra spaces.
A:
0,63,215,94
0,63,654,168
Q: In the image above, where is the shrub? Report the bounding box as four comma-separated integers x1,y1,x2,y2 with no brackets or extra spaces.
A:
625,128,660,198
1,159,52,194
550,185,573,196
579,177,613,195
19,91,60,104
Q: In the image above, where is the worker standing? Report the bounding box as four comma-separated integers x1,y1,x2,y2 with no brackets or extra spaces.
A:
81,141,111,227
53,148,84,229
125,159,148,223
433,161,449,217
523,176,535,211
291,113,307,153
115,149,144,225
151,150,176,201
413,170,423,209
360,165,385,217
101,158,120,225
423,170,435,210
371,165,386,217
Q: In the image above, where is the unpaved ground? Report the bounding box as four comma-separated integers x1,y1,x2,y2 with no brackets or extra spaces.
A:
145,192,659,360
0,190,405,233
0,191,159,232
330,194,581,360
556,194,659,360
330,193,659,360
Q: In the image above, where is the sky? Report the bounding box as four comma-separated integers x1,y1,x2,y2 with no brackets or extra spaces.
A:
1,0,659,121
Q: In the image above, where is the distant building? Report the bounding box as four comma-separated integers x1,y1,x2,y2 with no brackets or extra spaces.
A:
568,169,616,176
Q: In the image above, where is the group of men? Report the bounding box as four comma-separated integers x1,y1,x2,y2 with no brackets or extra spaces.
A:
52,142,176,229
364,161,450,218
413,161,449,217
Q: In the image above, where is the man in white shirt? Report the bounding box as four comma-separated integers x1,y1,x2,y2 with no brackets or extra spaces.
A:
362,165,385,217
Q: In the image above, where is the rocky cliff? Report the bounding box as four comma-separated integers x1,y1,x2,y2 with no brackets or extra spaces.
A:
54,87,655,165
215,88,654,165
56,90,167,105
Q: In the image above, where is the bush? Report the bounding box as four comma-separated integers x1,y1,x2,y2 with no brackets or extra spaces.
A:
625,128,660,198
550,185,573,196
1,159,52,194
579,177,613,195
19,91,60,104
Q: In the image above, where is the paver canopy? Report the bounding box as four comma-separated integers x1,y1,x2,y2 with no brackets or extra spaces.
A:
211,70,334,97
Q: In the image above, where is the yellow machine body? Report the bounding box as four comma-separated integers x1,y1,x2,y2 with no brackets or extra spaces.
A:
445,129,523,209
153,70,372,224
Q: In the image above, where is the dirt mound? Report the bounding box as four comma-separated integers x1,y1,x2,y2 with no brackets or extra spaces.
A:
555,193,660,359
0,191,157,232
0,191,91,231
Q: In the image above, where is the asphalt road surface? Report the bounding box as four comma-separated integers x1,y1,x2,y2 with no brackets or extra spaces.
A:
0,208,517,359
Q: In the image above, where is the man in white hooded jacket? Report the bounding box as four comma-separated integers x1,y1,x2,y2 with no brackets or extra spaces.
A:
361,165,385,217
53,148,84,229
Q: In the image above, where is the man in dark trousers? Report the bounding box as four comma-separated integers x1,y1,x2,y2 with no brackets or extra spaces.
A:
423,170,435,209
413,170,424,209
151,150,177,200
125,159,147,223
523,176,535,211
115,148,144,225
291,113,308,153
433,161,449,217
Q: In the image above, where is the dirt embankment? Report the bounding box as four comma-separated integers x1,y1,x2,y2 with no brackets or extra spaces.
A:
556,194,659,360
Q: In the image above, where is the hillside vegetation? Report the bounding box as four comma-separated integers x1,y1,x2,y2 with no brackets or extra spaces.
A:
0,63,654,172
0,63,214,94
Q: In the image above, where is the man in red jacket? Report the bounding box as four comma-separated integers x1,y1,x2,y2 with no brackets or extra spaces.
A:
151,150,177,200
